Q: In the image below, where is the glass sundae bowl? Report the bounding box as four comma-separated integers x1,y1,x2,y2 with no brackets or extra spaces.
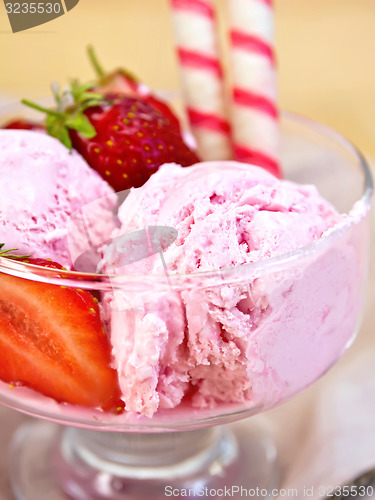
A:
0,112,372,500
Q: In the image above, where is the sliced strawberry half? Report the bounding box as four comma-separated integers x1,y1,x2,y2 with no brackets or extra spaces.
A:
0,251,123,411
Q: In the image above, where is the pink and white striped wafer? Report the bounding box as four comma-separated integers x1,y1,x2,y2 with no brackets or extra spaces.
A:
170,0,233,161
228,0,280,176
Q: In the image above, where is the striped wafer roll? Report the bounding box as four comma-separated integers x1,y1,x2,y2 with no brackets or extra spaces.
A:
170,0,233,161
228,0,280,176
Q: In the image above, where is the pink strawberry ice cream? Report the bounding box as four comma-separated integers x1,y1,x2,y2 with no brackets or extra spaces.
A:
0,130,115,268
102,162,367,417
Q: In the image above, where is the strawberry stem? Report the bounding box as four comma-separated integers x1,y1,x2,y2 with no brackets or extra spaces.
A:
21,99,65,119
87,46,105,79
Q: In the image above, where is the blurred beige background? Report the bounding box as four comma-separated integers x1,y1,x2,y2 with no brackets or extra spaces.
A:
0,0,374,158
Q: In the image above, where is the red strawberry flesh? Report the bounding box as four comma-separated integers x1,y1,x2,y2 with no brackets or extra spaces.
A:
0,257,123,411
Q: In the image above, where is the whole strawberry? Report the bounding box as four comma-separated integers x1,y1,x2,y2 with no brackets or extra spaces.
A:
69,94,199,190
23,83,199,191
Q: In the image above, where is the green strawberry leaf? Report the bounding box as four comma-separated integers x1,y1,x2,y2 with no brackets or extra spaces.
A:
82,98,103,110
70,81,95,103
58,127,72,150
0,244,30,260
65,113,97,139
22,79,104,149
46,115,72,150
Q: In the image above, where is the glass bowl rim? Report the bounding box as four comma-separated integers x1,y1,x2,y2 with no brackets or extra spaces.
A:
0,110,373,291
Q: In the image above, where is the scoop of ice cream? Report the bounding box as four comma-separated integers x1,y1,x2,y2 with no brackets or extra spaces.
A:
0,130,115,267
114,162,340,271
102,162,365,417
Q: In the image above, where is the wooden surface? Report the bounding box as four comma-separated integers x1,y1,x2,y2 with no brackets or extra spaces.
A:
0,1,375,498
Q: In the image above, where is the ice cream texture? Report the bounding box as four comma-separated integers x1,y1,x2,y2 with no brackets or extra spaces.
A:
102,162,365,417
0,130,115,268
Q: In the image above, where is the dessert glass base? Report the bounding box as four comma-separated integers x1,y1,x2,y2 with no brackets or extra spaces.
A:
11,420,278,500
0,111,372,499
